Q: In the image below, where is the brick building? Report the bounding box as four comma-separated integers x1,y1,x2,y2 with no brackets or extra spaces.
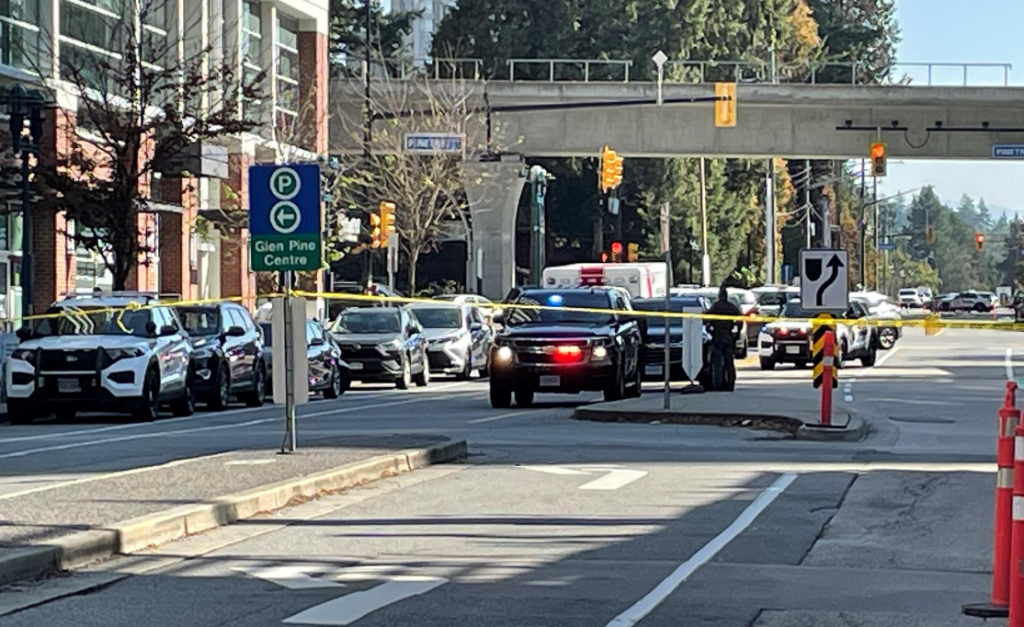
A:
0,0,329,321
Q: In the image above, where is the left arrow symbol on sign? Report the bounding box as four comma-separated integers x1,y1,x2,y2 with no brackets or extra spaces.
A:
233,565,346,590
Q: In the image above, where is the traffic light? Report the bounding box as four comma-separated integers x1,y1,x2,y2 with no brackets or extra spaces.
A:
610,241,623,262
976,232,986,251
369,212,382,248
599,145,624,192
870,142,887,177
714,82,737,128
379,201,396,247
627,242,639,262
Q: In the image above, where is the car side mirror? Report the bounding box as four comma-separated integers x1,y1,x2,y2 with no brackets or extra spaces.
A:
225,325,246,337
491,309,506,325
160,325,177,337
16,326,32,342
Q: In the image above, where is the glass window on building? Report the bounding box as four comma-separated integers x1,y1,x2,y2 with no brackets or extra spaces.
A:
140,0,169,69
0,0,40,72
274,13,299,128
58,0,132,89
241,0,264,118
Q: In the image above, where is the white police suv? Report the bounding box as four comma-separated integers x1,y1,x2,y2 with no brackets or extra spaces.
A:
6,293,196,424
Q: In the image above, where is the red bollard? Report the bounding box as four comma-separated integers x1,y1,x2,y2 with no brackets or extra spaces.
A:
819,331,834,426
1009,421,1024,626
964,381,1019,619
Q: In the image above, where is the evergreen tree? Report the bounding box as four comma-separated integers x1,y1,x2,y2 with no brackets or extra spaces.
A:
330,0,417,64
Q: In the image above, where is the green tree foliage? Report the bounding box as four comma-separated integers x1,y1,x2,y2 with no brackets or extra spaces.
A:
803,0,899,84
330,0,416,63
999,217,1024,288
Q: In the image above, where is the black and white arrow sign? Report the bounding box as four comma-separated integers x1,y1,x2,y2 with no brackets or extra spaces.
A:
800,249,849,312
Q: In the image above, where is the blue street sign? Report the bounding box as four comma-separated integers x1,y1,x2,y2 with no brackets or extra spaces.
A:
878,242,896,251
403,133,465,154
249,164,322,272
993,145,1024,159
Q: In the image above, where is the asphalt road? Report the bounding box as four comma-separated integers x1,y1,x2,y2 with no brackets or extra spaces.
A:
0,326,1019,626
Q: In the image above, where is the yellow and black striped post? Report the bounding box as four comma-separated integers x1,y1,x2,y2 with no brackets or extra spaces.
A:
812,313,838,389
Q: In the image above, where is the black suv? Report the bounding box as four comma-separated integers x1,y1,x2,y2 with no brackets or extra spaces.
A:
176,303,266,409
328,307,430,389
489,288,643,408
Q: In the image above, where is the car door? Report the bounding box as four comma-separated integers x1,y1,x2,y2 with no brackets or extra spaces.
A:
404,310,427,372
614,293,641,373
468,306,489,368
847,302,871,352
154,307,186,392
305,321,329,386
223,308,249,388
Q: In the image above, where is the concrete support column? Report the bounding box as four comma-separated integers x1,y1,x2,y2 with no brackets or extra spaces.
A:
462,157,525,301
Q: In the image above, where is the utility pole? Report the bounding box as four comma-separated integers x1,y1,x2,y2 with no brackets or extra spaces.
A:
803,160,811,250
361,0,373,288
859,158,866,288
528,165,552,285
765,159,776,284
699,157,709,286
872,175,878,290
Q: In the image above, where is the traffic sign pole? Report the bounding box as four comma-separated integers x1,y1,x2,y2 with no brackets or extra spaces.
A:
282,271,297,454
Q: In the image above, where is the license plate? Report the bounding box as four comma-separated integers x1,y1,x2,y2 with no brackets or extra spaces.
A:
539,375,560,387
58,378,81,393
785,345,801,355
348,362,364,370
645,365,663,376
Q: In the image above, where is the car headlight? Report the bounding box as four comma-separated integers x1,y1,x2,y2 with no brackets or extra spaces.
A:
495,346,514,363
592,345,608,360
376,339,402,353
106,347,146,363
11,348,35,364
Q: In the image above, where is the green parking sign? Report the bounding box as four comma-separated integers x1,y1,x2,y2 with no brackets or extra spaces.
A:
249,164,322,272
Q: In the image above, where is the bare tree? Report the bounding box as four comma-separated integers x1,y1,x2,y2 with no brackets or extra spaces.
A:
331,67,497,293
36,0,263,290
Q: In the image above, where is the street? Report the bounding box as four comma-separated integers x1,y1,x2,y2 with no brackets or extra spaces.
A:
0,326,1016,626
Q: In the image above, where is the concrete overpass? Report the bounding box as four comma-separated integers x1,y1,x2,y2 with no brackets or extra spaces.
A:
330,79,1024,298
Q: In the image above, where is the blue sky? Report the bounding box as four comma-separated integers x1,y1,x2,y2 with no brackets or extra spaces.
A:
881,0,1024,213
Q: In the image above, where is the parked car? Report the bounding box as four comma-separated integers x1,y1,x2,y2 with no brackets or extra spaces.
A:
758,299,877,370
409,303,492,379
328,307,430,389
850,291,901,349
632,295,712,385
176,303,266,409
672,287,754,357
258,321,350,399
432,294,496,318
752,286,800,319
898,288,924,309
7,292,195,424
950,291,993,312
935,293,958,312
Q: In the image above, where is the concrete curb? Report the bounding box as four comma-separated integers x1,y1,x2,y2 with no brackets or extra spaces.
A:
0,439,467,587
573,407,802,435
795,413,867,442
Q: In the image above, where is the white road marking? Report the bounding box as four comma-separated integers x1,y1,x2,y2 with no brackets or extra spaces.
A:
1007,348,1014,381
466,408,544,424
522,464,648,491
233,565,346,590
604,473,797,627
283,576,448,626
842,346,901,402
0,386,477,461
843,395,853,402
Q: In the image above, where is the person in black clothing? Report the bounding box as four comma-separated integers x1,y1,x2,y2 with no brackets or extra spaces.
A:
706,286,741,390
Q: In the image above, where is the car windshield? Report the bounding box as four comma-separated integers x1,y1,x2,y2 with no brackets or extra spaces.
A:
899,289,917,296
177,308,220,336
333,310,401,334
506,291,614,326
33,305,152,338
757,291,793,307
779,301,815,319
412,308,462,329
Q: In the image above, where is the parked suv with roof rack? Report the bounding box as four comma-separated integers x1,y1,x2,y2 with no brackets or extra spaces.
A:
6,291,196,424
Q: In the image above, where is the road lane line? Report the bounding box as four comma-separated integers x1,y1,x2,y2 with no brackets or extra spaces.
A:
578,469,648,491
1007,348,1014,381
283,576,448,626
466,408,545,424
0,385,480,460
604,473,797,627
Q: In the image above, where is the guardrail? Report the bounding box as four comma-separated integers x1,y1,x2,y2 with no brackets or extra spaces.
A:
332,57,484,81
506,59,633,83
893,62,1012,86
662,60,766,83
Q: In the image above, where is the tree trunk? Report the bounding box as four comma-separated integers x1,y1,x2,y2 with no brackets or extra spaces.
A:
112,251,130,291
407,246,420,295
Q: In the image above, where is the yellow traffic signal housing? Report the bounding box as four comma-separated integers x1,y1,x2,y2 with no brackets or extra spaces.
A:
714,82,737,128
627,242,639,262
369,212,382,248
870,142,887,177
379,201,396,247
600,146,624,192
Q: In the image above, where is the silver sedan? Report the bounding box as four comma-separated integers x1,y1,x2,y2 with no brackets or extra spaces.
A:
408,303,492,379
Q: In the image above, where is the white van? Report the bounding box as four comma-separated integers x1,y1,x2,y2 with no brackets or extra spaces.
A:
542,263,668,299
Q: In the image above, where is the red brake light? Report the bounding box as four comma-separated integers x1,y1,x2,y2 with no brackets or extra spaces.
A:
554,345,583,363
776,328,789,336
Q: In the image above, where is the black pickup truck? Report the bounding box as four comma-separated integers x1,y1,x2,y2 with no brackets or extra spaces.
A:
488,288,644,408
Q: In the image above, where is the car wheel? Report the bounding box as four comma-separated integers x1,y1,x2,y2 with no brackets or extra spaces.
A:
323,364,343,399
975,302,988,313
603,366,626,402
134,367,160,422
243,364,267,407
8,401,35,425
396,357,412,390
490,383,512,409
514,389,534,407
170,364,196,417
414,353,430,387
457,356,473,381
54,407,77,421
209,363,230,410
879,328,897,350
759,357,776,371
861,347,877,367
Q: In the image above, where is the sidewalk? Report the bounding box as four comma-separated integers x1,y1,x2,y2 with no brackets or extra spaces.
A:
574,385,865,441
0,434,466,585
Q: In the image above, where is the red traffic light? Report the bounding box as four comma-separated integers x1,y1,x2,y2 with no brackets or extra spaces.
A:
871,143,886,159
611,242,623,255
976,233,986,244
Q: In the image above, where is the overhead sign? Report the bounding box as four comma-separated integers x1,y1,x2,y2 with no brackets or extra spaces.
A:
249,164,322,272
800,249,848,312
993,145,1024,159
403,133,465,154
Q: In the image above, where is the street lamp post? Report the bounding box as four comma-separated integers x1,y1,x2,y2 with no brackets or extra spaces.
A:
4,85,47,321
528,165,553,286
